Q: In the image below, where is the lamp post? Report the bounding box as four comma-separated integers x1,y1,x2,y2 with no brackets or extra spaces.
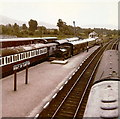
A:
41,27,42,37
73,21,76,37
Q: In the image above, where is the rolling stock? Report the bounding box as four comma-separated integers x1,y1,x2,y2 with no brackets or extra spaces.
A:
83,50,120,118
54,37,98,59
0,35,99,78
0,42,57,77
0,37,57,48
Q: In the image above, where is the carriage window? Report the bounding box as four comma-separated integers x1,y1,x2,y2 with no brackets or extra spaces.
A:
24,52,27,58
30,51,32,57
20,53,25,59
40,49,43,54
2,57,4,65
26,52,30,58
20,53,23,60
39,49,41,55
31,51,34,56
28,52,30,57
44,48,47,53
29,51,31,57
17,54,20,61
36,50,38,55
34,50,36,56
13,54,18,61
24,52,27,59
7,56,11,64
43,48,45,53
23,53,25,59
37,49,39,55
38,49,40,54
2,57,7,65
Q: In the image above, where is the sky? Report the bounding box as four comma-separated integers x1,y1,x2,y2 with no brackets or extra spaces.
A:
0,0,119,30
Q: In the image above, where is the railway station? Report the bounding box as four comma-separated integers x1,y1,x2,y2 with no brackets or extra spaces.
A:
0,34,119,118
2,45,99,117
0,0,119,118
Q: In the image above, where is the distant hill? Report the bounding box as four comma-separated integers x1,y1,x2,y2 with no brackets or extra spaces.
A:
0,15,57,29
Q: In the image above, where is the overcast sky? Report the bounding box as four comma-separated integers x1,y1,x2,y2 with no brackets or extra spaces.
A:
0,0,119,29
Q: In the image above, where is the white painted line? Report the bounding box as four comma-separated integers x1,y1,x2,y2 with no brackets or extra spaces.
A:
73,72,75,76
68,76,72,80
59,86,63,90
34,114,39,119
43,102,50,109
78,66,80,69
80,64,82,66
65,81,68,84
52,93,57,99
75,69,78,72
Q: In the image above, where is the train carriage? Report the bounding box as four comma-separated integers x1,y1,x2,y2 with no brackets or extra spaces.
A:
0,36,99,77
67,38,97,55
0,37,47,48
86,38,97,48
42,37,57,43
66,37,80,42
83,50,120,118
0,43,49,78
53,37,97,59
69,40,87,55
44,43,57,56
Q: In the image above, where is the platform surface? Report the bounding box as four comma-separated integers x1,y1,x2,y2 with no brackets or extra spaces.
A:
94,50,119,82
1,46,99,117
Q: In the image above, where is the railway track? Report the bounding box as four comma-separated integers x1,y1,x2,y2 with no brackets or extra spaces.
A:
111,39,119,50
37,39,117,119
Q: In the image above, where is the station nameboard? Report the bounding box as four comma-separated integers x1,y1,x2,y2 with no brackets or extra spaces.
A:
13,61,30,71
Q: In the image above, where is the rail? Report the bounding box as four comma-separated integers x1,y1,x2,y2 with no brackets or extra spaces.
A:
37,39,117,119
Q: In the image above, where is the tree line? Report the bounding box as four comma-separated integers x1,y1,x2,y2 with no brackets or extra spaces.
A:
0,19,118,39
1,19,58,37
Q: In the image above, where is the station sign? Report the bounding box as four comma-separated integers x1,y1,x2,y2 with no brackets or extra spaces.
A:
13,61,30,71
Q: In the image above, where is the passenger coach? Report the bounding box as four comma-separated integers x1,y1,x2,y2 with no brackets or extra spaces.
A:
0,37,58,48
0,42,57,77
53,37,97,59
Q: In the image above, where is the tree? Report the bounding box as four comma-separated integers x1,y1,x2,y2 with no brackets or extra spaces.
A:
57,19,66,33
4,24,14,35
13,23,19,36
13,23,19,32
28,19,38,32
22,24,27,30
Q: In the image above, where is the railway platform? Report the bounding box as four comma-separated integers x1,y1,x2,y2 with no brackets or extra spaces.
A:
1,46,99,117
94,50,119,81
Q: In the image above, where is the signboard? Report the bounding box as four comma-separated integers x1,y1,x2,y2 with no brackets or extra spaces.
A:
13,61,30,71
13,61,30,91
